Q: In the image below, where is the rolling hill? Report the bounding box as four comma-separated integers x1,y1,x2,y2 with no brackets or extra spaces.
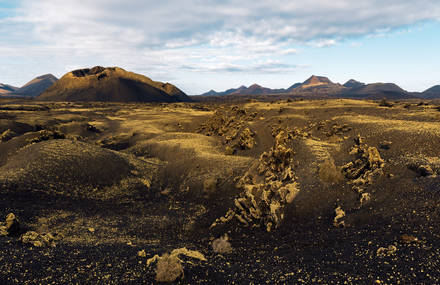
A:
421,85,440,99
340,83,413,99
37,66,190,102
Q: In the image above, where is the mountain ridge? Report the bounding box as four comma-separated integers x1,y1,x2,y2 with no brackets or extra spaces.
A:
0,83,18,95
13,74,58,97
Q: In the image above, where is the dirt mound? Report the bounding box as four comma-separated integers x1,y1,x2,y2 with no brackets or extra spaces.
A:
37,66,190,103
0,119,34,135
0,139,134,195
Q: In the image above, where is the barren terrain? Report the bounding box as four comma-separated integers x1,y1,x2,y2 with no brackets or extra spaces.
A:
1,98,440,283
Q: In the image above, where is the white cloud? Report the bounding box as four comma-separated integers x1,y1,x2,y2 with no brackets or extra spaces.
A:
1,0,440,89
312,39,337,48
10,0,440,49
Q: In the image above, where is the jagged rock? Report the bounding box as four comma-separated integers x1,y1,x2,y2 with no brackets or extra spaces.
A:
198,107,256,152
343,135,384,193
360,193,371,206
20,231,60,247
146,247,206,283
212,130,299,232
377,245,397,257
237,127,256,149
333,206,345,228
138,249,147,257
0,213,20,236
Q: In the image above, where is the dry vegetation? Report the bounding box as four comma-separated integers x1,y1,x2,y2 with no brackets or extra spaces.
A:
0,98,439,283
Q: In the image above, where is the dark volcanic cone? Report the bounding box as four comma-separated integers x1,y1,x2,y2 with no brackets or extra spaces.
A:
37,66,190,102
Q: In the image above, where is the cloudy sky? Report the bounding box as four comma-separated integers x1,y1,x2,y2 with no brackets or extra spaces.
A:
0,0,439,94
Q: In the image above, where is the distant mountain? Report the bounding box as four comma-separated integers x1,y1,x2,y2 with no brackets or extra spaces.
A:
289,75,345,95
199,76,417,99
14,74,58,97
201,84,287,96
421,85,440,99
37,66,190,102
299,75,332,88
286,83,302,91
202,90,220,96
0,83,18,95
343,79,365,88
341,83,412,99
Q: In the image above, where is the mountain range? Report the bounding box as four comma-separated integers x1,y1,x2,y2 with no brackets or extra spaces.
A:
201,75,440,99
1,70,439,101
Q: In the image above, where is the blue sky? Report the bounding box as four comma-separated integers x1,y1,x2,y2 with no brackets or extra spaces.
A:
0,0,439,94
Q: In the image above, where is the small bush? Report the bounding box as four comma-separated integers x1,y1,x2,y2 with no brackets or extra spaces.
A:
212,235,233,254
155,253,184,283
318,158,344,185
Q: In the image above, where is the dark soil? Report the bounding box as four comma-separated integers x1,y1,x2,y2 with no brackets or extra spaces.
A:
0,99,439,284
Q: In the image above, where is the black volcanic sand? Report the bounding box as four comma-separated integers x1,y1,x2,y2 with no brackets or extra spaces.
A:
0,98,440,284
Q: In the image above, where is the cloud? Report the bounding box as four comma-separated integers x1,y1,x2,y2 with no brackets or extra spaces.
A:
1,0,440,89
312,39,337,48
9,0,440,49
181,60,300,74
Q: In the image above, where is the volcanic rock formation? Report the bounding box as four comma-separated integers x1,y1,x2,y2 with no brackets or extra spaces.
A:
37,66,190,102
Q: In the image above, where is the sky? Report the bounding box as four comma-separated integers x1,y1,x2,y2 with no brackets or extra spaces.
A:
0,0,439,94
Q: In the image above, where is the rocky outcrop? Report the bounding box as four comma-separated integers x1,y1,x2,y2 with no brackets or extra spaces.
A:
333,206,346,228
406,155,440,177
211,130,300,232
198,106,257,154
342,135,385,194
0,213,20,236
20,231,61,247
